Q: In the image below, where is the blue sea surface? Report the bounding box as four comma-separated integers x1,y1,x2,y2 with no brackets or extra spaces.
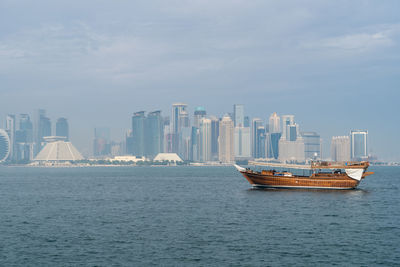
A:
0,166,399,266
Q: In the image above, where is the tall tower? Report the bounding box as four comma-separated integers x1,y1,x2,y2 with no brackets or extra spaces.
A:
132,111,146,157
193,107,206,128
146,111,163,158
56,118,69,140
269,112,281,133
233,104,244,127
281,115,295,140
199,118,212,162
5,114,16,160
331,136,350,162
218,115,234,163
251,118,263,158
171,103,189,153
350,130,368,160
0,129,11,162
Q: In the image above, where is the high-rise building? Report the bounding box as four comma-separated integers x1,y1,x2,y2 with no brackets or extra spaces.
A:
269,112,281,133
278,115,305,162
350,130,368,160
56,118,69,140
93,127,111,156
244,116,250,128
6,114,16,160
267,132,281,159
38,114,51,151
0,129,11,162
171,103,189,154
233,104,244,127
132,111,146,157
255,126,266,158
302,132,321,160
190,126,200,161
199,118,212,162
34,109,46,154
218,115,234,163
251,118,263,158
19,114,33,143
210,116,219,161
193,107,206,128
146,111,164,158
234,126,251,159
331,136,350,162
281,115,295,140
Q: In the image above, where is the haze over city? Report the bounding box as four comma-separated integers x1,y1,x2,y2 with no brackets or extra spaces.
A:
1,1,399,160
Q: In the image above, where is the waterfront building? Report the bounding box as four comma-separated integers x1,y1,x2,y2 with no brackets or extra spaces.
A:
0,129,10,162
267,132,281,159
233,104,244,127
171,103,189,154
251,118,263,158
218,115,234,163
255,126,266,158
38,114,51,152
331,136,350,162
193,107,206,128
35,136,83,162
269,112,281,133
244,116,250,128
6,114,16,160
302,132,321,160
281,115,295,140
210,116,219,161
350,130,368,160
19,114,33,143
199,118,212,162
190,126,200,161
93,127,111,156
278,115,305,162
56,118,69,140
132,111,146,157
234,126,251,159
146,111,164,158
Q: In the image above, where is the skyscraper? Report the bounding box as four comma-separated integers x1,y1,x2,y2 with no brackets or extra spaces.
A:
267,132,281,159
146,111,164,158
38,114,51,152
233,104,244,127
171,103,189,153
350,130,368,160
278,115,305,162
5,114,16,160
199,118,212,162
193,107,206,128
56,118,69,140
255,126,266,158
132,111,146,157
93,127,111,156
210,116,219,161
302,132,321,160
269,112,281,133
218,115,234,163
281,115,295,140
234,126,251,159
251,118,263,158
331,136,350,162
0,129,11,162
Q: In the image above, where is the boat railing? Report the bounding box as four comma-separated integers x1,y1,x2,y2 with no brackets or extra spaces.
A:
311,161,369,169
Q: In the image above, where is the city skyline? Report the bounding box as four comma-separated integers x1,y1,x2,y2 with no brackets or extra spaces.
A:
0,1,399,160
0,104,379,164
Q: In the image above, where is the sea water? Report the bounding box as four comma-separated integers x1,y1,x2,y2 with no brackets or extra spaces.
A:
0,166,399,266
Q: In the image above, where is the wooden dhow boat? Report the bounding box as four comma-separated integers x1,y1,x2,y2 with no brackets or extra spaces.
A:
235,161,374,190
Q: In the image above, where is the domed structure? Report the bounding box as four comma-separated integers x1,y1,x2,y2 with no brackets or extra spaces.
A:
34,136,84,162
0,129,11,162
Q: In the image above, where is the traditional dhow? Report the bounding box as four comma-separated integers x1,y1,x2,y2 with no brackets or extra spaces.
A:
235,161,373,190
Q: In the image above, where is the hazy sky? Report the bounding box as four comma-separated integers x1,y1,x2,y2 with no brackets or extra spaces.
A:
0,1,399,160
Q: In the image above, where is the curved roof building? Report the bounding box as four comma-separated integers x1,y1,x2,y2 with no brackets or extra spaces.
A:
34,136,84,162
0,129,10,162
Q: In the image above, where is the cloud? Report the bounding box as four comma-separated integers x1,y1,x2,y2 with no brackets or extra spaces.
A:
301,24,400,52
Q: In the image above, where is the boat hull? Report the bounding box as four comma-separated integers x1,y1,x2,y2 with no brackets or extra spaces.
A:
241,172,360,190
